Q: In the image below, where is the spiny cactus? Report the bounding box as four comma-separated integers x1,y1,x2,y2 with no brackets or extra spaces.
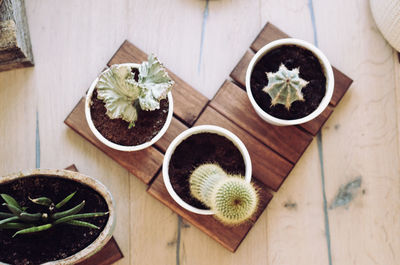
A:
96,54,174,129
263,63,309,110
189,164,258,225
0,192,108,237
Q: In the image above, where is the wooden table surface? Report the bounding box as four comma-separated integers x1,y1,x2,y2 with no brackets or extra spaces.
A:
1,0,399,264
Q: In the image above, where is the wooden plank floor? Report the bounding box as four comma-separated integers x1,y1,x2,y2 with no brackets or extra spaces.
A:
0,0,399,264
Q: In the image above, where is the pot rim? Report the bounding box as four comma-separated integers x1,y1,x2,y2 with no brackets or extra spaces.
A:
85,63,174,152
245,38,335,126
0,168,116,265
162,125,252,215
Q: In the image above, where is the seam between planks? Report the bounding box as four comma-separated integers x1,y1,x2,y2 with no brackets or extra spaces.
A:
307,1,333,265
208,101,295,166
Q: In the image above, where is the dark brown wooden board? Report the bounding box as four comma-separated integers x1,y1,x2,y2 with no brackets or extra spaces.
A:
147,172,272,252
64,98,163,184
64,164,124,265
210,80,313,164
195,106,293,191
64,22,352,253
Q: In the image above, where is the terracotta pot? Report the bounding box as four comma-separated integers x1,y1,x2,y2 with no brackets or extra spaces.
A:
0,169,116,265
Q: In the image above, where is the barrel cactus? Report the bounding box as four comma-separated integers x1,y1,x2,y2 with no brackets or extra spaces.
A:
0,192,108,237
96,54,174,128
189,164,258,225
263,63,309,109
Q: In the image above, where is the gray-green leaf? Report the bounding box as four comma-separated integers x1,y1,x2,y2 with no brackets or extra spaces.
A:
96,64,139,124
137,54,174,111
1,194,21,210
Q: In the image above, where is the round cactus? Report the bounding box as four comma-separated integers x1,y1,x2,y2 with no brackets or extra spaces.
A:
263,63,309,110
189,164,258,225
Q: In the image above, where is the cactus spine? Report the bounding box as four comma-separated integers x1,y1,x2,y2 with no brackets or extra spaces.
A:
189,164,258,225
263,63,309,110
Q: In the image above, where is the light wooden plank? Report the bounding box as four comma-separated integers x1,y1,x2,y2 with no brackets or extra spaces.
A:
129,173,177,265
0,67,36,174
314,0,400,264
1,0,394,265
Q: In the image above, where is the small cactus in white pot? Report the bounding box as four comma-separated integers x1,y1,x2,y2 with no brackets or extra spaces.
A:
85,54,174,152
163,125,258,225
246,38,334,126
189,164,258,225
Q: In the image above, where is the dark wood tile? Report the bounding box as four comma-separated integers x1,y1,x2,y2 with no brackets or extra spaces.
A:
195,106,294,191
64,98,163,184
147,172,272,252
210,81,312,164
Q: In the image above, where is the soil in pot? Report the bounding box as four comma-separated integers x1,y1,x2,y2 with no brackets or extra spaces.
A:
90,68,169,146
168,133,246,209
250,45,327,120
0,176,109,265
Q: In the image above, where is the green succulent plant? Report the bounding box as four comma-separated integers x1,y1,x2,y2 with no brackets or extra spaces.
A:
263,63,309,110
189,164,258,225
96,54,174,128
0,192,108,237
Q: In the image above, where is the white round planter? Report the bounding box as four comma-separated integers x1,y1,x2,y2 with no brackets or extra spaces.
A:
163,125,252,215
245,38,334,126
0,169,116,265
85,63,174,152
370,0,400,51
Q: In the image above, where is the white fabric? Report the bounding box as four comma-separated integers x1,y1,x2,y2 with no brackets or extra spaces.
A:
370,0,400,51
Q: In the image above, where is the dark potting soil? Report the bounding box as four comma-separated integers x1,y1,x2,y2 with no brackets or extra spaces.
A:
168,133,246,209
90,69,169,146
0,176,109,265
250,45,327,120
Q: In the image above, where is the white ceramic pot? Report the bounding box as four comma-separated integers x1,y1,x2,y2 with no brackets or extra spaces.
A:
85,63,174,152
370,0,400,51
162,125,252,215
0,169,116,265
245,38,334,126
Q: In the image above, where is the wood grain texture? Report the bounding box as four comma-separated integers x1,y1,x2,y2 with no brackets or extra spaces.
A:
210,80,312,163
300,105,334,136
230,50,253,88
147,172,273,252
314,0,400,264
154,117,188,153
1,1,398,264
107,40,209,125
0,0,34,71
64,97,163,184
65,164,124,265
196,106,293,191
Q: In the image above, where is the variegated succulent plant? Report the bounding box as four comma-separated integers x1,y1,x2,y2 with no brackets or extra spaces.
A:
263,64,309,110
0,192,108,237
96,54,174,128
189,164,258,225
